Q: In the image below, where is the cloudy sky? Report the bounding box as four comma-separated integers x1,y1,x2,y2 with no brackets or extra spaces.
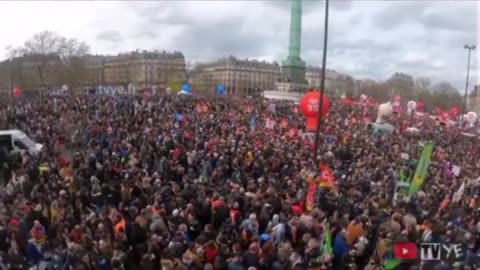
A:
0,1,478,90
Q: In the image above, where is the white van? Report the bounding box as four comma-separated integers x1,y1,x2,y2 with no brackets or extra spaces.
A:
0,130,43,155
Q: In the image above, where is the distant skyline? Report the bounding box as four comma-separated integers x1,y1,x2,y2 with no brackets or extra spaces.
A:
0,1,477,90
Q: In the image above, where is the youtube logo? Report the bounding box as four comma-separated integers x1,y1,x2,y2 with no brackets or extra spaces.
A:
394,242,418,260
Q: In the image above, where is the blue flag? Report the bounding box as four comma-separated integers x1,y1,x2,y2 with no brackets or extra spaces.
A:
175,113,183,122
250,118,256,130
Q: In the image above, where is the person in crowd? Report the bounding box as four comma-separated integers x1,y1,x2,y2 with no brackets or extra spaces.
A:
0,94,477,270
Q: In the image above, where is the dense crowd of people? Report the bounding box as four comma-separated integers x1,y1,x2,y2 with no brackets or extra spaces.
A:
0,94,478,270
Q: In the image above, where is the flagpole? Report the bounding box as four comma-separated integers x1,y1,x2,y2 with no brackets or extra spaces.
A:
313,0,330,162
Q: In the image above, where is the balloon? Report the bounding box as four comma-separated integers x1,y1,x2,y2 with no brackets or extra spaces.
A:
61,84,68,91
450,107,460,117
299,91,329,131
166,87,172,95
217,85,225,95
182,84,190,93
416,102,425,112
466,111,477,123
407,101,417,111
376,102,393,123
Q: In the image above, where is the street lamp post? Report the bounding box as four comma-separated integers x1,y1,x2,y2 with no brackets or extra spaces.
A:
313,0,330,160
461,45,475,126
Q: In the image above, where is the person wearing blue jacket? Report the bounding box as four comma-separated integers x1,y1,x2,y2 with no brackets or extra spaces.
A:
333,230,349,268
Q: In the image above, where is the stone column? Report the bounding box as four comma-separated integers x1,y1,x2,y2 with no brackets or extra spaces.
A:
288,0,302,59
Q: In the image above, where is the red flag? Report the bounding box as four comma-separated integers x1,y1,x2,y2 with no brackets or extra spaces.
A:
13,87,21,97
280,118,289,128
434,107,443,116
319,164,336,189
305,181,317,212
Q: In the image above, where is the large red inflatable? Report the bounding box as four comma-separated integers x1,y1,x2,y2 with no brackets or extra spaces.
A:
299,91,329,131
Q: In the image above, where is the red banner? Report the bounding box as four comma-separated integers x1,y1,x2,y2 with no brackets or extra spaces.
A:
305,181,317,212
319,164,336,189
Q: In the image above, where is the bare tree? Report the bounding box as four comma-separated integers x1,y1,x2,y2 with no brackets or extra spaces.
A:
386,72,415,101
185,61,194,84
431,81,463,109
414,77,431,92
8,30,89,87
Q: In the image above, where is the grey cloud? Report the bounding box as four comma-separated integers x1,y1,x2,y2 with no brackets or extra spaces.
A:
420,12,476,33
98,1,477,90
134,28,158,40
373,2,430,31
264,0,352,14
174,20,274,60
96,30,123,42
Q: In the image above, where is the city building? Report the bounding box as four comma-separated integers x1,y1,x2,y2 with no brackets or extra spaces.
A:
0,54,65,91
468,85,480,112
306,66,355,97
0,60,13,96
82,54,107,86
0,50,186,95
192,56,281,95
103,50,186,88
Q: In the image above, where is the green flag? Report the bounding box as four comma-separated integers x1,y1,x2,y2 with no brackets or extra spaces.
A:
384,259,401,270
322,224,333,257
409,143,434,194
399,169,408,182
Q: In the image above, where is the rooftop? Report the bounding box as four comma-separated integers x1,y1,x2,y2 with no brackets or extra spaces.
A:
196,56,280,69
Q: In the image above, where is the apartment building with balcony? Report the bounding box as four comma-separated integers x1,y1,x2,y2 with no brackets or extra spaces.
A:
103,50,186,88
305,66,355,97
192,56,282,95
